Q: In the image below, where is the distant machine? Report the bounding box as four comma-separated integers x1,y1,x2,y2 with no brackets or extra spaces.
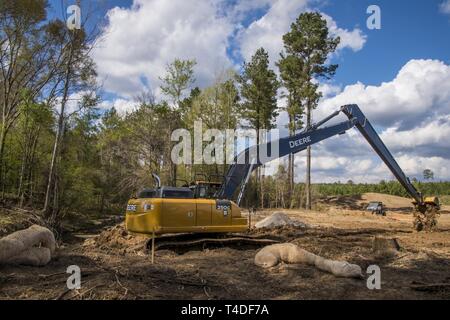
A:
125,104,440,236
366,201,386,216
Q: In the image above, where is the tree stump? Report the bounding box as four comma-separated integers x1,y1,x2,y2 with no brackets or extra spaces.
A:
372,237,400,258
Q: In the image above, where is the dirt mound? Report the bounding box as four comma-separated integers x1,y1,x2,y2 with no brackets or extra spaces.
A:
320,193,415,212
254,212,307,229
0,209,35,238
361,193,414,209
82,223,147,254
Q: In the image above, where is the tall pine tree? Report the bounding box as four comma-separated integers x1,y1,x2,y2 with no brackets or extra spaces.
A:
279,12,340,209
238,48,279,208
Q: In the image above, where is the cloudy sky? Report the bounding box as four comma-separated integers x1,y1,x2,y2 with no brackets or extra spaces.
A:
49,0,450,183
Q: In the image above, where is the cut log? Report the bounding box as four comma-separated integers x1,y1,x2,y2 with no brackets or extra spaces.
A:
372,237,400,257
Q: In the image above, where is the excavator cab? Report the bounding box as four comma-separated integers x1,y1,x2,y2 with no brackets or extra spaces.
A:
188,174,224,199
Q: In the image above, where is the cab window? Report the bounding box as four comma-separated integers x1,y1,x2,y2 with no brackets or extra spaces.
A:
198,186,207,198
138,189,157,198
162,190,194,199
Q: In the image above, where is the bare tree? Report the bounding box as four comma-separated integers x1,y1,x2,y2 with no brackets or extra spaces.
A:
0,0,60,195
41,17,99,219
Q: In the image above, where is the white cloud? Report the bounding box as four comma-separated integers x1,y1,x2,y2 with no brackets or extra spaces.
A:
321,13,367,52
318,82,342,99
397,155,450,180
237,0,309,64
94,0,367,103
440,0,450,15
93,0,235,99
237,1,367,67
99,99,138,115
267,60,450,183
297,59,450,182
318,59,450,129
91,2,450,182
380,115,450,158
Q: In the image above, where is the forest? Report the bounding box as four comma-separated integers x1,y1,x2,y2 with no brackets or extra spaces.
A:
1,0,448,231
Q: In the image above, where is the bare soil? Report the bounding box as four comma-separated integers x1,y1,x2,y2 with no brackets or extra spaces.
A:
1,193,449,300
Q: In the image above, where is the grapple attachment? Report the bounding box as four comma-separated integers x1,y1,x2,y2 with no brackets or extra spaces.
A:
413,197,440,231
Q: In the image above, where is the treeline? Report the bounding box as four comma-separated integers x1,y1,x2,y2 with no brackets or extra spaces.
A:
314,181,450,199
244,178,450,208
0,0,258,219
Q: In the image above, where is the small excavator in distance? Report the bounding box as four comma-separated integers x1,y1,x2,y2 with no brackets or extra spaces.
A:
125,104,440,239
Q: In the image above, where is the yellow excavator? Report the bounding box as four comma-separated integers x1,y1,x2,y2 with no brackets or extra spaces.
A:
125,104,440,237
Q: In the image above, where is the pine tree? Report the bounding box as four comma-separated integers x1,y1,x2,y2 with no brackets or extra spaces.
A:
238,48,279,208
159,59,196,185
279,12,340,210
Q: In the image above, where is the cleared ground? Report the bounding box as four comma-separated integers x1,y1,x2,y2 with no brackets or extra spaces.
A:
0,193,449,300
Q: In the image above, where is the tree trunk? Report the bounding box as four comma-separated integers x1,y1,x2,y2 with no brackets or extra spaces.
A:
0,123,7,199
17,150,27,200
260,130,266,209
254,119,260,209
25,130,39,207
305,105,312,210
43,41,74,214
260,166,264,208
287,113,294,209
43,107,65,213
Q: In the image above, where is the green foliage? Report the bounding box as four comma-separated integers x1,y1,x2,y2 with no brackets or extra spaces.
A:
238,48,279,132
313,181,450,199
423,169,434,180
160,59,197,107
188,72,239,130
0,0,47,24
278,12,340,124
277,54,305,131
282,12,340,80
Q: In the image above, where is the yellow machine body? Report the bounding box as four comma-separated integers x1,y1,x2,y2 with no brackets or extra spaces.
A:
423,196,440,208
125,197,248,236
412,196,440,211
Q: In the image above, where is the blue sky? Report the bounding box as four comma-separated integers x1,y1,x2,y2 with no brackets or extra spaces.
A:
47,0,450,94
323,0,450,86
46,0,450,182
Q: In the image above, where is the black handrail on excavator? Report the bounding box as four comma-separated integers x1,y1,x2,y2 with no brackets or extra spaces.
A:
217,104,426,209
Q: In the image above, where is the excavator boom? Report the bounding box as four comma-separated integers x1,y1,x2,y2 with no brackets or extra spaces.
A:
218,104,436,223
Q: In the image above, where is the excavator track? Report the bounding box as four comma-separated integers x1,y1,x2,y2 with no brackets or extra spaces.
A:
146,232,280,253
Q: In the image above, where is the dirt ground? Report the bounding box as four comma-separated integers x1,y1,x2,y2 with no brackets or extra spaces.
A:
1,193,449,300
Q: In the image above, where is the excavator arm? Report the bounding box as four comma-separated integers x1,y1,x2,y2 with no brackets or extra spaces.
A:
217,108,356,202
217,104,439,230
